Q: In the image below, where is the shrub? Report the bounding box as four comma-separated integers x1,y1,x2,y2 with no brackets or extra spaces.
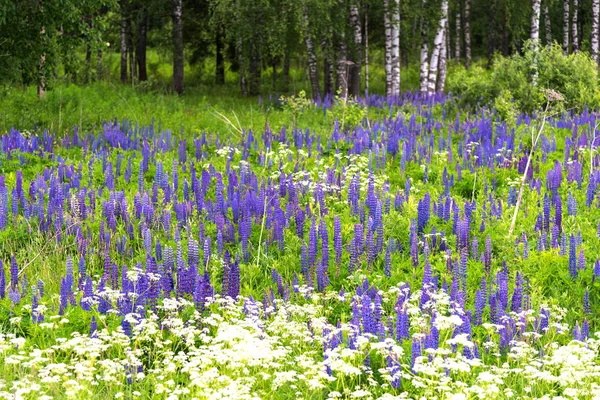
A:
447,43,600,113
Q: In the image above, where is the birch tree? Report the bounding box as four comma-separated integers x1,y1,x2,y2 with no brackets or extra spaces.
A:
335,1,348,99
455,5,461,60
390,0,400,96
572,0,578,53
349,3,362,98
419,0,429,93
384,0,392,96
427,0,448,93
531,0,541,47
563,0,569,54
593,0,599,65
543,3,551,45
436,25,447,92
303,8,321,101
464,0,471,67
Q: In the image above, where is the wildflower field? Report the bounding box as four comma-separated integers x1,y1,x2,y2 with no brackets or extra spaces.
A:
1,92,600,400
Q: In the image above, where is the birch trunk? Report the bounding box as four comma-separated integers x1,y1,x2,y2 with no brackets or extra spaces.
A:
427,0,448,93
172,0,184,95
572,0,579,53
531,0,541,47
237,38,247,96
419,0,430,93
322,37,334,96
384,0,392,96
336,3,348,99
304,11,321,101
349,4,362,98
544,4,552,45
464,0,471,67
390,0,400,96
120,8,127,83
436,26,447,92
593,0,600,65
455,8,461,59
563,0,570,54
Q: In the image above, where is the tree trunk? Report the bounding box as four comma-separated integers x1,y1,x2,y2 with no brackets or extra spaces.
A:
419,0,429,93
436,26,447,92
384,0,392,96
136,9,148,82
120,8,128,83
216,27,225,84
349,4,362,98
464,0,471,67
563,0,570,54
237,38,248,96
127,18,134,83
322,37,333,96
172,0,184,95
455,7,461,60
85,44,92,84
544,4,552,45
593,0,599,65
304,10,321,101
572,0,579,53
336,28,348,98
427,0,448,93
531,0,541,47
391,0,400,95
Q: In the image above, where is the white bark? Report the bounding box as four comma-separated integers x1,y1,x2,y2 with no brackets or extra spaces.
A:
563,0,570,54
464,0,471,67
455,10,461,59
335,1,348,99
303,11,321,101
572,0,579,53
593,0,599,65
384,0,392,96
436,25,447,92
419,0,429,93
427,0,448,93
544,4,552,45
349,4,362,97
390,0,400,95
531,0,541,47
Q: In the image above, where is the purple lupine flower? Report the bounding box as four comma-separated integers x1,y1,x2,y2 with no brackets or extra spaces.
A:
582,319,590,340
569,234,577,278
573,321,582,341
0,260,4,299
584,289,591,314
411,337,422,372
578,248,586,271
334,216,342,268
90,316,98,338
417,193,430,234
308,219,318,267
567,192,577,216
228,260,240,299
474,290,485,325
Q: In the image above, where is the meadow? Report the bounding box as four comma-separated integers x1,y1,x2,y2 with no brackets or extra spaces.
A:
0,86,599,400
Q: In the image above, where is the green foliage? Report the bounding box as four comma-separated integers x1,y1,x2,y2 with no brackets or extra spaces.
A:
448,44,600,114
330,93,367,132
